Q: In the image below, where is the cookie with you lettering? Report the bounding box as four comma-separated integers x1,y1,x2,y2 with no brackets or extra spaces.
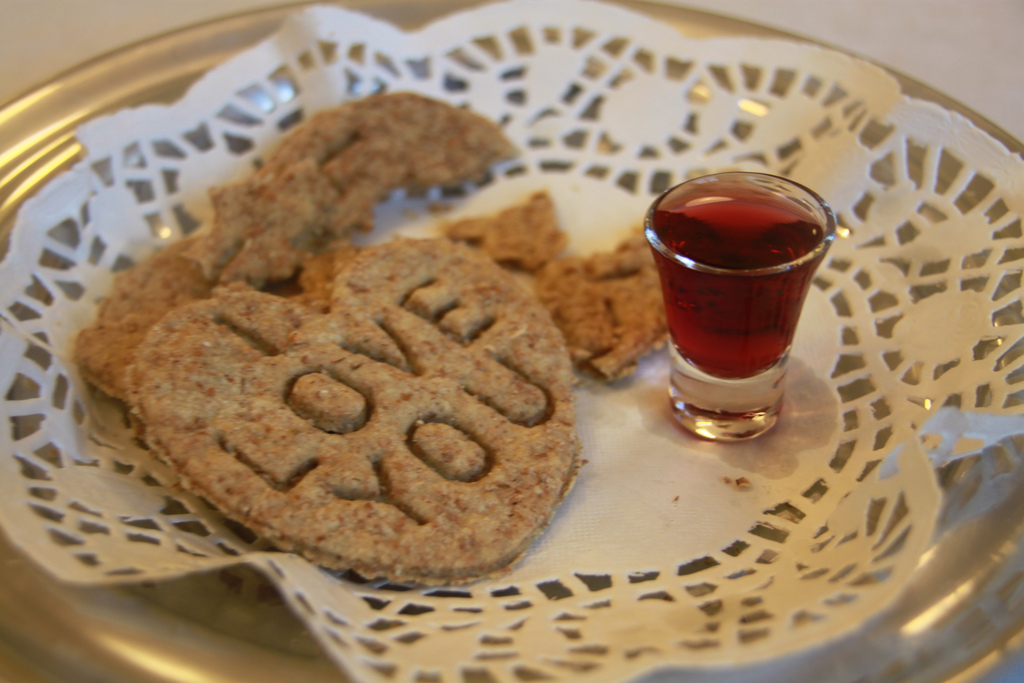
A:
127,238,581,584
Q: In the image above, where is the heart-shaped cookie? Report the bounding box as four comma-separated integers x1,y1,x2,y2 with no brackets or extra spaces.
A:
128,238,580,584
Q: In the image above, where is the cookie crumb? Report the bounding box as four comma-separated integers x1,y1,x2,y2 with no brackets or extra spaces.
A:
722,476,752,491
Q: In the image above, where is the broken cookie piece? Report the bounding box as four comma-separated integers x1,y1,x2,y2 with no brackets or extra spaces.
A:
536,230,668,381
189,157,361,287
187,93,518,286
290,242,362,313
74,237,214,401
443,191,567,271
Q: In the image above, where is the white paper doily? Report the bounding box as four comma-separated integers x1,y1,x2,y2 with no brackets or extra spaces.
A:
2,2,1024,681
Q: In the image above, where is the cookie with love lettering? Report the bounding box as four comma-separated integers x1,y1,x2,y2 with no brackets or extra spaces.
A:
127,238,580,584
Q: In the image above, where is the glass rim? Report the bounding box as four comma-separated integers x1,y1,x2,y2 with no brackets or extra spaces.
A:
644,171,838,277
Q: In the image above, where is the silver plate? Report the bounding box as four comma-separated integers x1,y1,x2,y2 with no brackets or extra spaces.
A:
1,2,1023,682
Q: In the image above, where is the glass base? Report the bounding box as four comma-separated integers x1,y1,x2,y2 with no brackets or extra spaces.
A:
667,346,786,441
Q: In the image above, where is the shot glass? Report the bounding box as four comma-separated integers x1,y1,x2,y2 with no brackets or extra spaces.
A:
644,172,836,440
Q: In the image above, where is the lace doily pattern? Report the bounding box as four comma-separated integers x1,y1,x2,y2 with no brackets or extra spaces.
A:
2,1,1024,681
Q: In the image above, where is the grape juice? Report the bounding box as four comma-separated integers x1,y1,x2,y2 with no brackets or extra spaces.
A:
648,192,829,379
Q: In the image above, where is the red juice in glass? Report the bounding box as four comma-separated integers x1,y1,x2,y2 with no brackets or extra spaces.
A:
644,172,836,440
